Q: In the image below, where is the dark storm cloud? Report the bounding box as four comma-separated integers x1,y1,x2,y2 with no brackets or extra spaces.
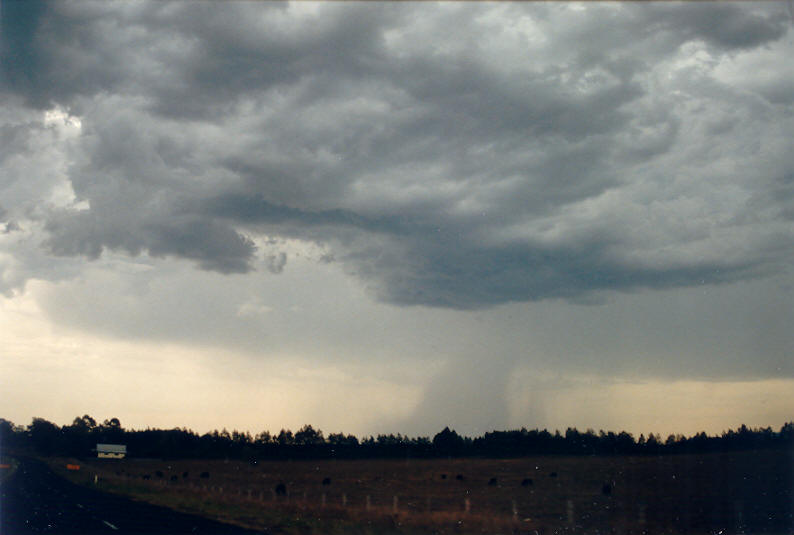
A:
0,1,48,107
2,1,792,308
0,1,133,110
44,205,256,274
345,231,765,310
147,3,407,121
206,194,376,231
666,3,788,50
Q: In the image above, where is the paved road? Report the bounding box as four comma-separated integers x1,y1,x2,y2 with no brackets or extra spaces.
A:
0,457,266,534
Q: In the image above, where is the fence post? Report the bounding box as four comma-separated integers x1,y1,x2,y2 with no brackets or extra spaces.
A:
464,498,471,514
512,499,518,521
734,500,744,531
393,495,399,514
342,493,347,507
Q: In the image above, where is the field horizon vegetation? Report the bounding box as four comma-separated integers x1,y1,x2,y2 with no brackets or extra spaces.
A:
3,415,794,460
2,416,793,534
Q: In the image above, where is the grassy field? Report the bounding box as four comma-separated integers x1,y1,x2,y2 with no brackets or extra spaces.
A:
48,449,793,534
0,457,18,484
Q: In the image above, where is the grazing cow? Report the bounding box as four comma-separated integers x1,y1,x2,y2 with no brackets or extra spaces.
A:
455,474,465,481
170,475,178,482
183,471,189,478
602,483,613,495
155,470,164,478
322,477,331,486
200,471,210,479
521,478,533,487
488,477,498,486
440,474,447,480
275,482,287,496
549,472,557,478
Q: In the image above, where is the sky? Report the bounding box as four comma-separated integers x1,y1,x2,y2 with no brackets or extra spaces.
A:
1,1,792,440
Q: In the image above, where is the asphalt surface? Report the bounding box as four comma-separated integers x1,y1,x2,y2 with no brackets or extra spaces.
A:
0,457,265,534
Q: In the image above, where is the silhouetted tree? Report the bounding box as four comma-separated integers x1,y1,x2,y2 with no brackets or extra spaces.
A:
2,414,793,461
294,425,324,445
28,417,62,456
432,427,465,456
255,431,273,445
276,429,294,446
99,417,124,444
327,432,358,446
0,418,24,451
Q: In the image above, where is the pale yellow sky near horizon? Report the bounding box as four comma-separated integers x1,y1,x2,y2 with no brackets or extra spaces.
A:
3,282,791,439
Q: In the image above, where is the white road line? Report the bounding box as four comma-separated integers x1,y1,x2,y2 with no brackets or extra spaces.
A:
102,520,119,530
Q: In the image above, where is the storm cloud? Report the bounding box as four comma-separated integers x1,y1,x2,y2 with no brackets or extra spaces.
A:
1,1,793,437
2,2,791,309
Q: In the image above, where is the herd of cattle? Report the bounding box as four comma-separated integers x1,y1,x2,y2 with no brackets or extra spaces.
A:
114,467,615,496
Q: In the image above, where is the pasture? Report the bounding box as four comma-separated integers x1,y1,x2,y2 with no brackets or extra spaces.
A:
0,457,18,483
48,449,792,534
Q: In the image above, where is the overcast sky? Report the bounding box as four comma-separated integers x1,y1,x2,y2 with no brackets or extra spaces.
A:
1,1,792,439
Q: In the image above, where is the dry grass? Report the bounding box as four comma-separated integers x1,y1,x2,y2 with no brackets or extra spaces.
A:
47,449,793,535
0,457,18,484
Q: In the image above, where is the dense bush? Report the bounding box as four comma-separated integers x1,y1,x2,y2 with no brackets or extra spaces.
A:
2,416,792,461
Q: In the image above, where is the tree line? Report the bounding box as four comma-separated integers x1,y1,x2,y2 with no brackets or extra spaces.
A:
1,415,792,460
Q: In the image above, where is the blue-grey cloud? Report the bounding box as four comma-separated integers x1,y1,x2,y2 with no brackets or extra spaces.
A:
0,1,49,107
668,3,788,50
1,1,791,310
